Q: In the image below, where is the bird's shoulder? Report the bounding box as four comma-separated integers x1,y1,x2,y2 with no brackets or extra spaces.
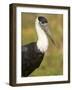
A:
22,42,40,53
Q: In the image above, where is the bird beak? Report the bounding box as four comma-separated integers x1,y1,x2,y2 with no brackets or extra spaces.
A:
44,25,56,46
47,30,56,46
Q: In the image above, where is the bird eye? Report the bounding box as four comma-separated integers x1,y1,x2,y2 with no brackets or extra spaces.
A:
41,21,48,24
41,21,45,24
40,21,45,25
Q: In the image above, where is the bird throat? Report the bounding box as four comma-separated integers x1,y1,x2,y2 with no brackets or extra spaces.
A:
35,20,48,53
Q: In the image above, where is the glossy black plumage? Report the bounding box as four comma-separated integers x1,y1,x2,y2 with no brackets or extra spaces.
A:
21,42,44,77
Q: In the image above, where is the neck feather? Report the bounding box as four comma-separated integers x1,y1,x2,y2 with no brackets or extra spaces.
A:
35,19,48,53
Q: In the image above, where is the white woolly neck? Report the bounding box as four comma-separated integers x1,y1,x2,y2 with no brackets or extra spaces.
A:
35,18,48,53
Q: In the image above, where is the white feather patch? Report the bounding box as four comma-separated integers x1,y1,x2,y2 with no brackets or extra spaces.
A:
35,18,48,53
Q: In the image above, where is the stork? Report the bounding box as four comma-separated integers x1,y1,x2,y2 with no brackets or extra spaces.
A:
22,16,55,77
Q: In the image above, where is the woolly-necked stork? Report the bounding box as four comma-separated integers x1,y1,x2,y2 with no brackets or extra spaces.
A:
22,16,55,77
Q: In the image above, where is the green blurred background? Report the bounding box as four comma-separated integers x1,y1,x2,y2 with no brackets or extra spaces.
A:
21,13,63,76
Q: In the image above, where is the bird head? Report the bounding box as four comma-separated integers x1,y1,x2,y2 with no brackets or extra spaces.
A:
37,16,56,46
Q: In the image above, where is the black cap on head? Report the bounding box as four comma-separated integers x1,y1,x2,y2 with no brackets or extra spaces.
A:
38,16,48,23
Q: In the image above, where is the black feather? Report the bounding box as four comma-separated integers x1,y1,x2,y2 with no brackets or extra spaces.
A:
38,16,48,23
21,42,44,77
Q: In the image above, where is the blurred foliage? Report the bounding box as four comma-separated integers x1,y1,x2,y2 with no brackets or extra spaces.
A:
21,13,63,76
